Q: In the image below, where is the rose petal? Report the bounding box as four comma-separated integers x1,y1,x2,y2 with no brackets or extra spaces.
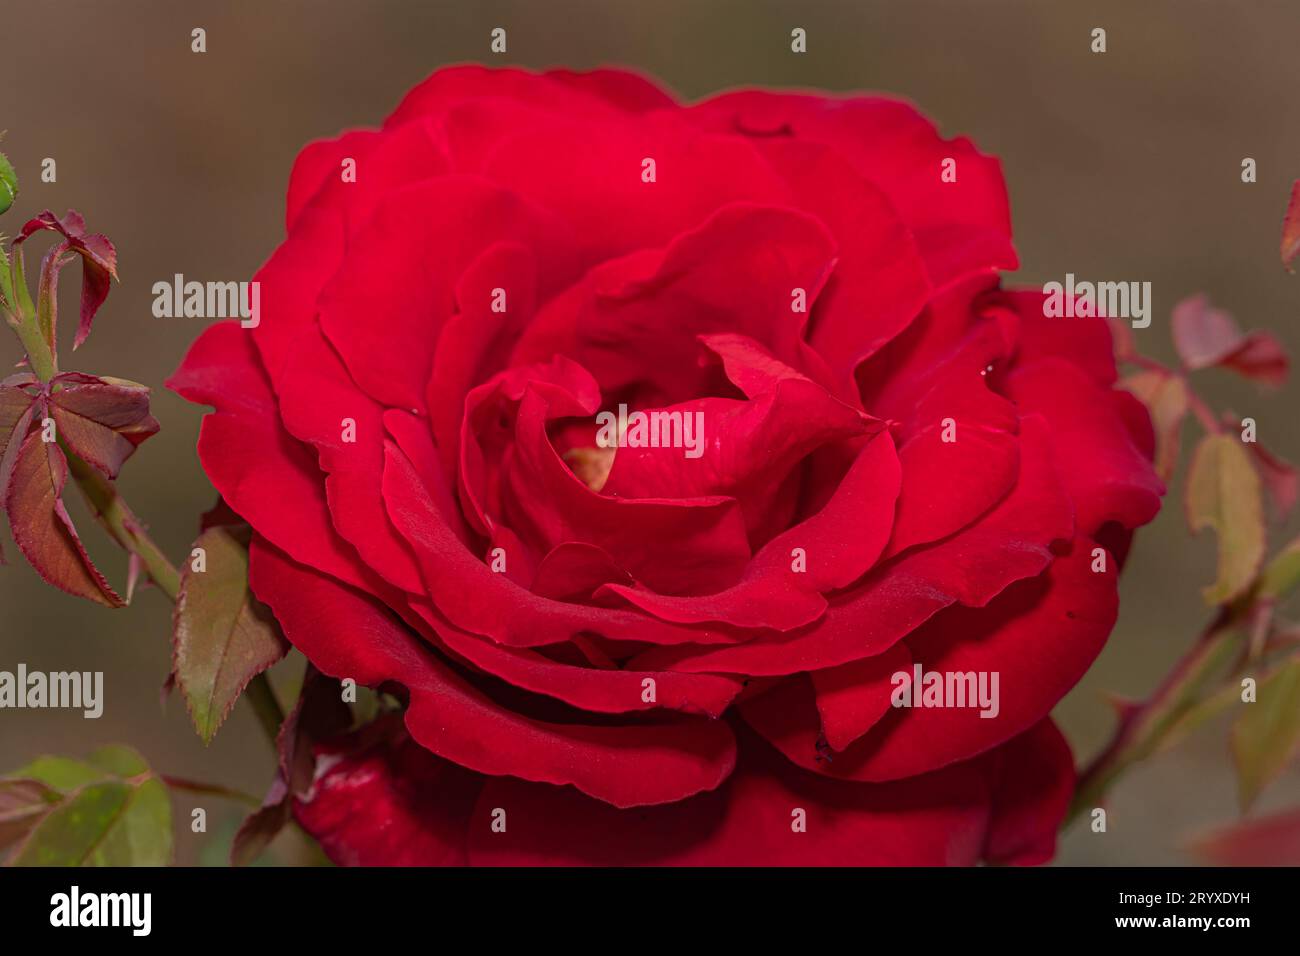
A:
631,414,1071,676
1005,358,1163,533
466,725,992,866
250,539,739,807
742,539,1114,781
293,718,483,867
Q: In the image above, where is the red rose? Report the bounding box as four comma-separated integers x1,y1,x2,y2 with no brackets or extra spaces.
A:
169,66,1162,866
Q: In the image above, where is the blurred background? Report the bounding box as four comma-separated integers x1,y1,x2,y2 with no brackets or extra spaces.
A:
1,0,1298,865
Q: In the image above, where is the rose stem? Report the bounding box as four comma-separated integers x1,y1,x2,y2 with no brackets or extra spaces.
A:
1064,607,1246,827
12,283,285,752
65,452,286,748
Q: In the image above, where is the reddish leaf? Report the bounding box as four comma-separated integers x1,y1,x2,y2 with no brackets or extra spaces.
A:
0,375,40,507
13,210,118,351
1248,438,1299,523
34,245,68,354
231,666,349,866
1170,294,1288,386
1121,369,1188,482
199,496,245,532
229,781,292,868
0,779,61,860
3,432,123,606
47,373,158,479
1283,180,1300,272
1190,806,1300,866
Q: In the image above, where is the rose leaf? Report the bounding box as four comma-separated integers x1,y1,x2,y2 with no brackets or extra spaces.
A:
1170,294,1288,386
1231,656,1300,810
173,526,289,744
3,431,124,606
13,210,118,351
1120,369,1188,482
1185,432,1266,605
4,746,172,866
48,373,159,479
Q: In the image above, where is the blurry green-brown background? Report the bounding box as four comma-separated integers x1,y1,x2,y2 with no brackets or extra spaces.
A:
2,0,1298,865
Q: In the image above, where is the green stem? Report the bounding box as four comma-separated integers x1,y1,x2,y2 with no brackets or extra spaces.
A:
65,454,285,747
1066,610,1248,825
9,260,284,752
65,452,180,597
160,775,261,808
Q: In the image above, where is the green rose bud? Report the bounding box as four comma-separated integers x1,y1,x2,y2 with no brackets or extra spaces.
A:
0,150,17,215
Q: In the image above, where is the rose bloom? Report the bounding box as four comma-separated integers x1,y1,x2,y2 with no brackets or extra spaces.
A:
170,67,1162,866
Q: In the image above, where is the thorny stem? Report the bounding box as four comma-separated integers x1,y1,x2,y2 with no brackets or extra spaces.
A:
65,454,285,746
1062,350,1276,825
1126,353,1222,434
1066,605,1248,827
9,259,285,752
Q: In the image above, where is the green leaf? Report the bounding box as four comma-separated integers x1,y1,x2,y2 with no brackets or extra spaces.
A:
173,526,288,744
1259,536,1300,599
1185,433,1267,605
2,746,172,866
0,150,16,216
1231,656,1300,810
11,755,113,791
86,743,150,778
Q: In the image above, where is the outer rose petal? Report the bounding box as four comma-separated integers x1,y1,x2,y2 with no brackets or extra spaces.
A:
482,121,791,267
277,322,424,593
685,92,1017,290
406,598,745,717
981,719,1074,866
740,538,1116,781
811,642,913,752
248,204,346,391
285,119,449,236
383,65,674,131
317,176,581,413
291,718,1071,868
755,140,933,388
293,719,483,867
1005,358,1163,533
997,289,1118,386
290,714,1072,867
467,727,992,866
249,538,739,807
166,322,377,596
